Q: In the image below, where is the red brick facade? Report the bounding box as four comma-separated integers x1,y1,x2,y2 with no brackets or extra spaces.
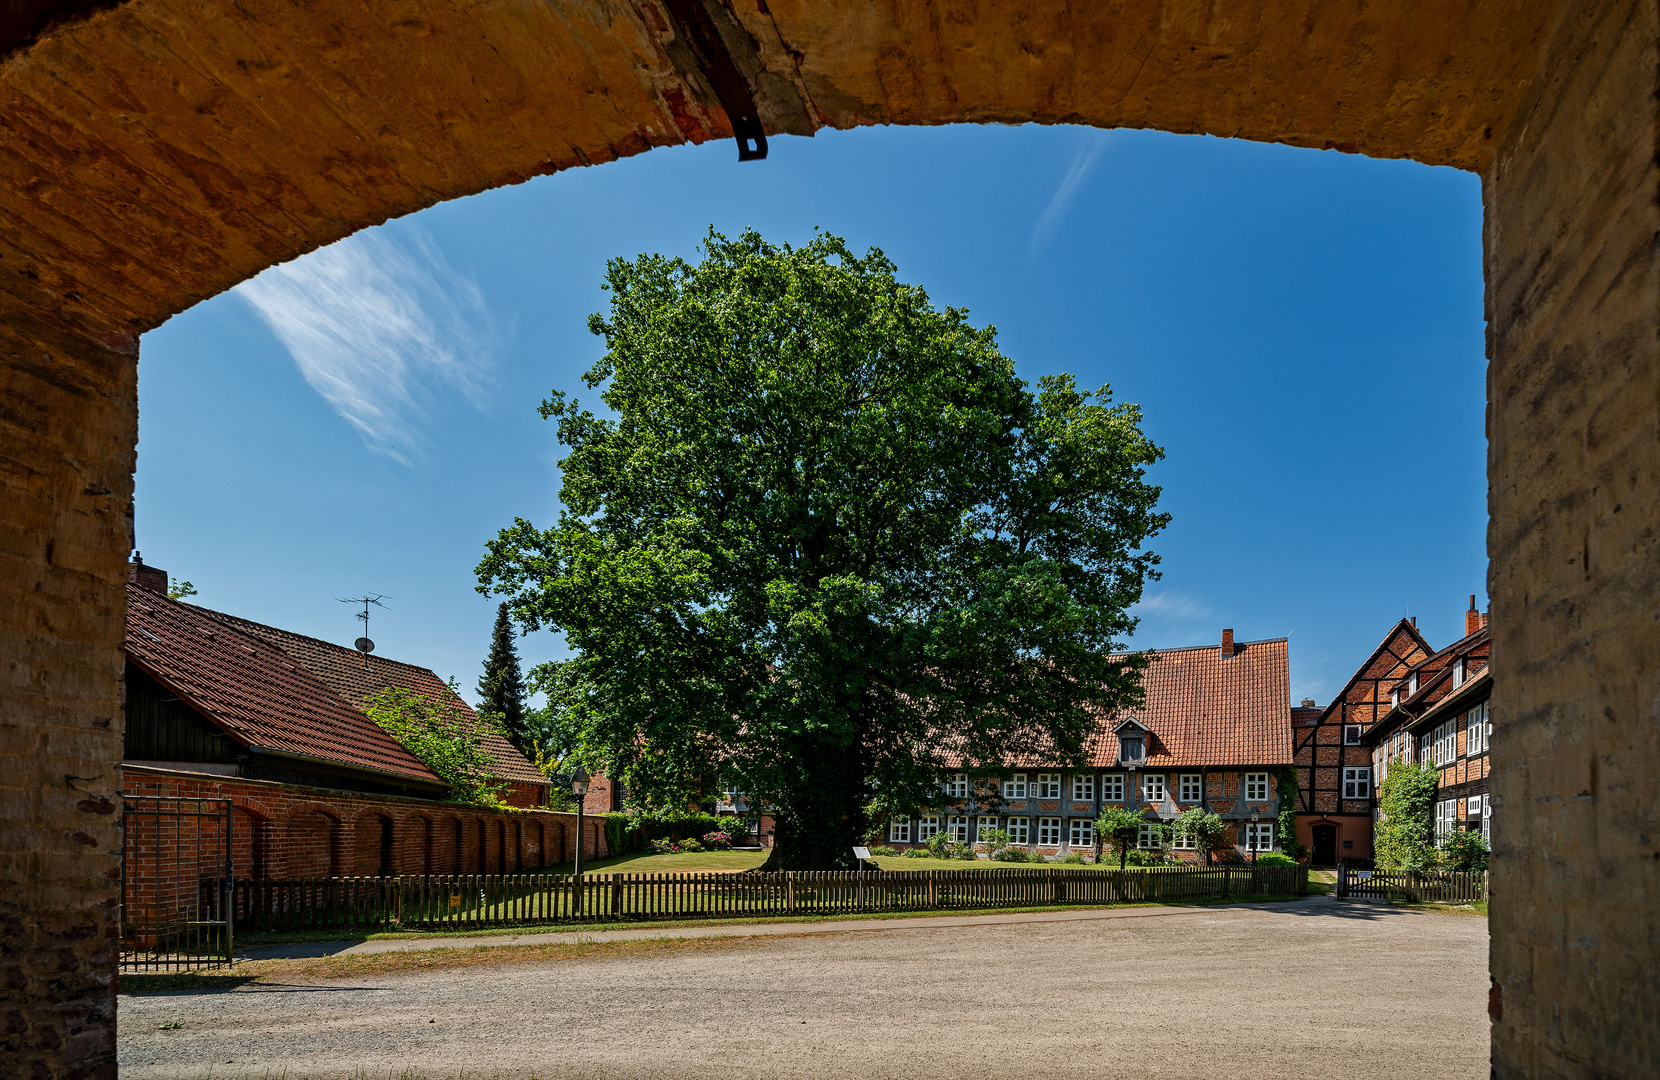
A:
124,765,608,879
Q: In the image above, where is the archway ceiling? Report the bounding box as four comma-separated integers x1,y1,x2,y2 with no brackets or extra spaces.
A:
1,0,1561,340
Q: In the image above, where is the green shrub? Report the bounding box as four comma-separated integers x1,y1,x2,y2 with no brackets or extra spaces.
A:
677,837,704,853
1376,763,1438,870
1062,852,1087,865
870,845,900,857
951,842,978,861
1253,851,1297,867
990,847,1026,863
1440,828,1489,872
1124,849,1169,867
901,845,931,859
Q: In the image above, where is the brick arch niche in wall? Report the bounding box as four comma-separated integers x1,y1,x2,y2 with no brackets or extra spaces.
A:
4,2,1658,1078
283,807,342,879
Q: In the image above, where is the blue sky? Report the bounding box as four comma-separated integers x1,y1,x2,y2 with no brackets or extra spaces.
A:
135,123,1487,707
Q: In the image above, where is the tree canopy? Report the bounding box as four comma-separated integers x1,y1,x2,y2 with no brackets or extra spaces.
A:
477,229,1167,869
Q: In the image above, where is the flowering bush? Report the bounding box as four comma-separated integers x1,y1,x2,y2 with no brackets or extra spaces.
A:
701,830,734,851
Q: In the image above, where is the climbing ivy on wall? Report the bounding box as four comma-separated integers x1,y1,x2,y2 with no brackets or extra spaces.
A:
1277,770,1307,859
1375,762,1439,870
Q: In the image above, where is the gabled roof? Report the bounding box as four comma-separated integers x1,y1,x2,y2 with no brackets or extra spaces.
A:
1316,618,1432,725
201,610,547,786
125,583,441,784
956,636,1293,770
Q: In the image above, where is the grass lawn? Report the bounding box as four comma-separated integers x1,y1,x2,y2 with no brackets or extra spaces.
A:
524,849,769,875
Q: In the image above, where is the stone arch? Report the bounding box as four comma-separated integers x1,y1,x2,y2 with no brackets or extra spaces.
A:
230,803,272,881
438,816,463,876
3,3,1657,1078
351,809,396,877
402,813,436,876
282,805,342,879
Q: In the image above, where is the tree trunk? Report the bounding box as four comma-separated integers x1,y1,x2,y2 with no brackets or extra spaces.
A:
751,732,868,871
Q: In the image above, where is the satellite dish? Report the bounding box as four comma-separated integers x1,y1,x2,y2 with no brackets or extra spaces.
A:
355,637,375,654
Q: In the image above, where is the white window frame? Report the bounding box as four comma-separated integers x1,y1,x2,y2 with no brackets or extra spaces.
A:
942,772,969,799
888,818,910,843
1178,774,1202,803
1101,773,1125,802
917,815,940,840
1481,797,1492,842
976,814,1000,843
1451,658,1466,689
1243,772,1269,801
1467,703,1488,756
1136,824,1163,850
1037,817,1062,846
946,815,970,843
1243,823,1274,852
1170,828,1196,851
1342,767,1371,800
1005,817,1030,845
1434,800,1457,840
1141,774,1167,803
1035,773,1062,799
1003,773,1028,800
1068,819,1096,849
1343,724,1363,745
1071,774,1096,802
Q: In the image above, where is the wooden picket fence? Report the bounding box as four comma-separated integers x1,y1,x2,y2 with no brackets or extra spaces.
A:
1336,866,1487,904
233,864,1308,933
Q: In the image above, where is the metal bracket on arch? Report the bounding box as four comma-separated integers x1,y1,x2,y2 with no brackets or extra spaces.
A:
660,0,769,161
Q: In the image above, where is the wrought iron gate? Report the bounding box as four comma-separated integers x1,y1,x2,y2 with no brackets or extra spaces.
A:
121,796,234,971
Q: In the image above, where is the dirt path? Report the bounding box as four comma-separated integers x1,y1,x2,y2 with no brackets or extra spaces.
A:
121,901,1489,1080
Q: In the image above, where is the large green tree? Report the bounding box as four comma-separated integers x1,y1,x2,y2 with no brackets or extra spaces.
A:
478,229,1167,870
477,601,531,755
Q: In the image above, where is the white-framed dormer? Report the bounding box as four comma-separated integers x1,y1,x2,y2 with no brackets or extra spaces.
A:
1112,718,1151,768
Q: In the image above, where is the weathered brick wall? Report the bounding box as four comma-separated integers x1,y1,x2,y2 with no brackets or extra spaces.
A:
0,314,135,1079
1485,0,1660,1075
124,767,606,880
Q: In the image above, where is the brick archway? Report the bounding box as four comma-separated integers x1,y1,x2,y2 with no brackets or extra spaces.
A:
3,3,1656,1078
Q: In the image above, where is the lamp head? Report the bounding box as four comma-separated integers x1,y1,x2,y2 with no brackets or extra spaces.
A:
571,765,591,796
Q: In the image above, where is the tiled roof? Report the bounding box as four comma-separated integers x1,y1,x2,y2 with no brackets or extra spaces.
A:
201,611,547,786
124,584,441,784
950,637,1293,769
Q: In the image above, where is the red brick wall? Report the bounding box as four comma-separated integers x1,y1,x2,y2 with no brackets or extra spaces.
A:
123,765,605,879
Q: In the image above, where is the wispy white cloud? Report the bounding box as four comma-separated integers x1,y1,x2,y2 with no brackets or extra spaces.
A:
236,228,500,464
1131,590,1214,623
1030,130,1113,256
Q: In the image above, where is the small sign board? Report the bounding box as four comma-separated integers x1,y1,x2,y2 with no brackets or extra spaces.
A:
852,846,871,861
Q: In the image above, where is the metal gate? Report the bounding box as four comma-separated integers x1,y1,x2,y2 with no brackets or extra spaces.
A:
121,796,234,971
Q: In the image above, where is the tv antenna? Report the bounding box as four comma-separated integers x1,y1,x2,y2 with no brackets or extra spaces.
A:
337,594,390,667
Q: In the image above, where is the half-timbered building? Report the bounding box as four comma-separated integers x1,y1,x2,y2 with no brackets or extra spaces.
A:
885,631,1294,862
1291,618,1431,865
1366,600,1493,844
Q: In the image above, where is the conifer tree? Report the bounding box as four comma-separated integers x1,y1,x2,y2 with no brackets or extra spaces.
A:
478,602,531,755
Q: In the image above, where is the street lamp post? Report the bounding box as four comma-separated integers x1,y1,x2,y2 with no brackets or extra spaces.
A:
571,765,591,877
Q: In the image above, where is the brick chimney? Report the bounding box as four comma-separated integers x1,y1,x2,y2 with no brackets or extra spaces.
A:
129,551,167,594
1466,595,1482,636
1220,628,1234,659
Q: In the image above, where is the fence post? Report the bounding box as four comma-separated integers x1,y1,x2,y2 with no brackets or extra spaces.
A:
611,875,623,917
786,872,796,915
1336,864,1347,899
927,871,937,908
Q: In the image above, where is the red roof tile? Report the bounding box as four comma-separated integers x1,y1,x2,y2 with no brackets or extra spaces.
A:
124,584,440,784
201,610,547,786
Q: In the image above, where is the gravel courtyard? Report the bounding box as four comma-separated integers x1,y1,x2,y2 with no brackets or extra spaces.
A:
119,900,1490,1080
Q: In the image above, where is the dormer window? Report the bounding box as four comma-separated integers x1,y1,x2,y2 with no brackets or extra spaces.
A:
1119,735,1144,762
1451,659,1465,688
1409,673,1419,695
1391,689,1400,708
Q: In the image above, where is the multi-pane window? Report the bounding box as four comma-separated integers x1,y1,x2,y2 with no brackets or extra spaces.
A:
888,819,910,843
1243,772,1269,801
1242,823,1274,851
1466,702,1489,755
1142,774,1167,802
976,815,1000,842
1101,773,1125,801
1068,819,1097,849
1451,659,1466,689
1003,773,1029,800
1343,724,1363,745
1342,767,1371,799
1036,773,1062,799
1434,800,1458,839
1178,774,1202,803
1433,720,1459,766
1170,828,1196,850
1136,824,1163,849
1005,817,1030,845
917,815,940,840
942,773,970,799
1037,818,1062,846
947,816,970,843
1420,739,1434,768
1481,797,1492,843
1071,774,1096,802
